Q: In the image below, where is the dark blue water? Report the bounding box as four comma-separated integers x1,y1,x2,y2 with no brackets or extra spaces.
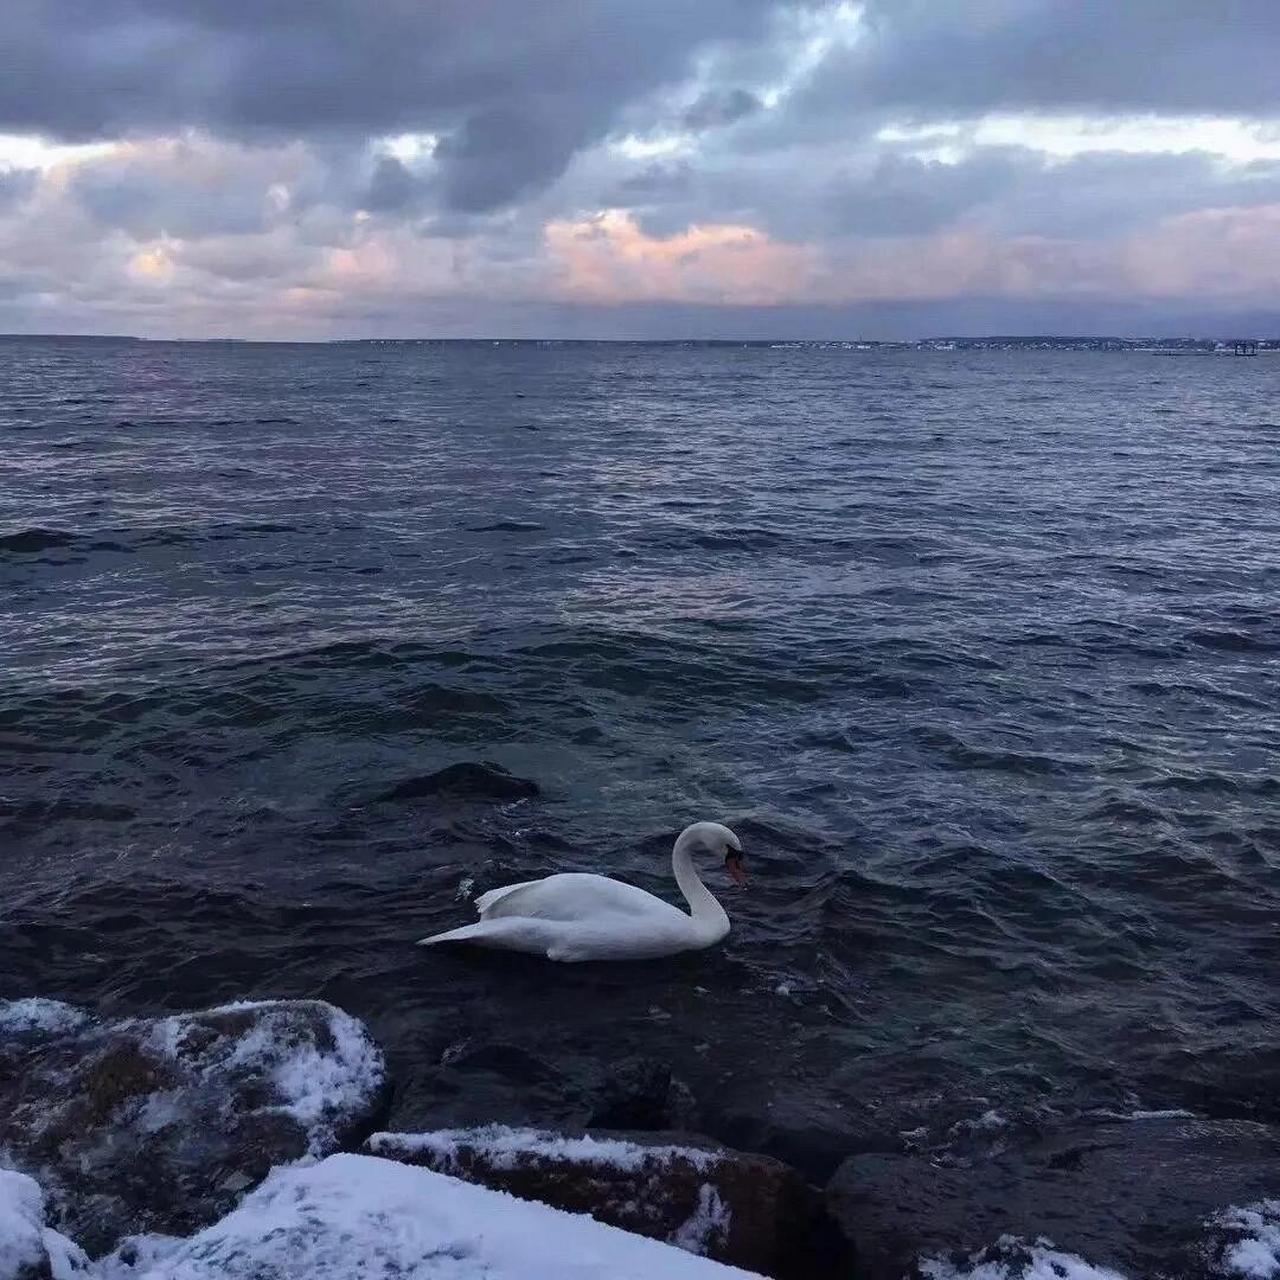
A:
3,337,1278,1173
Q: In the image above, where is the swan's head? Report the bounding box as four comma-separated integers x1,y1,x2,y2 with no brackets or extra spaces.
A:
678,821,747,887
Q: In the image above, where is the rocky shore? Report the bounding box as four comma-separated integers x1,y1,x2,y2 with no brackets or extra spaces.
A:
0,997,1276,1279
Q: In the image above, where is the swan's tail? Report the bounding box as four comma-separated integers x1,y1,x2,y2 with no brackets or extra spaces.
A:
415,923,493,947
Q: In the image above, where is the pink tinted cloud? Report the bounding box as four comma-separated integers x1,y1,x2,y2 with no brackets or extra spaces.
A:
545,210,819,305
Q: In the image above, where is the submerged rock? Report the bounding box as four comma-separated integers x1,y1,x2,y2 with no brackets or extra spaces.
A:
0,999,388,1256
587,1056,699,1132
374,761,539,803
367,1125,840,1279
826,1115,1280,1279
101,1152,757,1278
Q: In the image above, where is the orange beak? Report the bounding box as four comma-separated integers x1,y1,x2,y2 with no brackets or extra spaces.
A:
726,855,748,887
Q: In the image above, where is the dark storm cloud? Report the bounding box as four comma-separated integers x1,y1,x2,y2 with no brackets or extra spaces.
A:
616,140,1280,250
0,0,776,210
361,157,425,215
813,0,1280,118
68,147,276,238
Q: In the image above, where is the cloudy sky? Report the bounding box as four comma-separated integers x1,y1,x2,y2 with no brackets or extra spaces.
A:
2,1,1280,339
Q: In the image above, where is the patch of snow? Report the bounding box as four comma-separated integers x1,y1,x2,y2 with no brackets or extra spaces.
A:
146,1000,386,1153
368,1126,718,1174
917,1235,1127,1280
671,1184,732,1257
93,1234,185,1280
105,1153,758,1279
0,1168,47,1279
0,998,91,1036
43,1226,90,1278
1215,1201,1280,1279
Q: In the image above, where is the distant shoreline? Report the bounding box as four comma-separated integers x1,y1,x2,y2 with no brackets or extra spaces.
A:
2,332,1277,352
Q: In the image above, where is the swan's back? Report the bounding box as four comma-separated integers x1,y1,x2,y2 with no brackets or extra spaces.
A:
477,872,686,926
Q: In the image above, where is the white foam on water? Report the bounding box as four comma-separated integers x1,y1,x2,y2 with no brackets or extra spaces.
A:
917,1235,1127,1280
0,998,91,1036
1216,1201,1280,1278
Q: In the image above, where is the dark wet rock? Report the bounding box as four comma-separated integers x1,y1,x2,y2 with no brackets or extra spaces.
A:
368,1125,846,1279
587,1056,700,1132
704,1091,896,1183
440,1040,560,1083
374,760,539,804
826,1116,1280,1279
0,999,388,1256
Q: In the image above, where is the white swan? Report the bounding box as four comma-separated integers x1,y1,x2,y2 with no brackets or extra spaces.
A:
416,821,746,962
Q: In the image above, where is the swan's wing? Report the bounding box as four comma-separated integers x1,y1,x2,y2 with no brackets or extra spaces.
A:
476,873,683,925
475,880,542,917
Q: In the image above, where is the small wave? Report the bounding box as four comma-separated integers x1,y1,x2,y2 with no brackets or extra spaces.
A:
1086,797,1165,824
913,727,1083,777
0,798,137,823
0,528,74,554
1188,629,1279,654
465,520,546,533
373,761,539,804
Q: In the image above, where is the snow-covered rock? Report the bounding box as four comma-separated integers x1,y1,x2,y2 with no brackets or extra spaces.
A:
0,1000,388,1255
0,1168,88,1280
94,1153,760,1279
366,1125,833,1277
0,1171,48,1280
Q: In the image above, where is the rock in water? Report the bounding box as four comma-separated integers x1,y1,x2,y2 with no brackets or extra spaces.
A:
105,1153,758,1278
367,1125,839,1279
0,999,388,1255
826,1115,1280,1279
587,1056,699,1132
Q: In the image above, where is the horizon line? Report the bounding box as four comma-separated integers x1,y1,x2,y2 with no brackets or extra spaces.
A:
1,332,1275,346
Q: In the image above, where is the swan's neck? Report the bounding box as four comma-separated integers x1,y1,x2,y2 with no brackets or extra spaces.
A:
672,836,729,942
